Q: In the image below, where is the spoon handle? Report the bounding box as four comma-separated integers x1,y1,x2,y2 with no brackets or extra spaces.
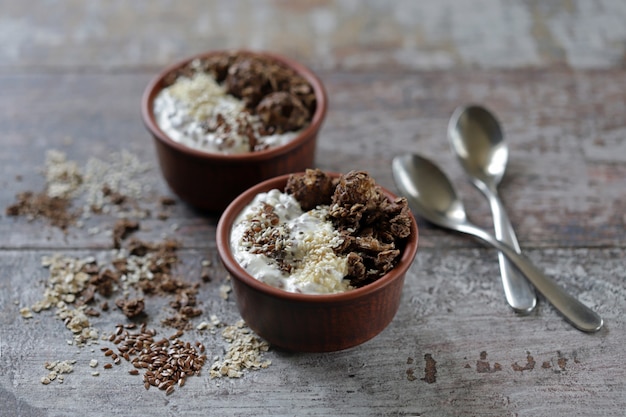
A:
457,223,603,333
483,186,537,314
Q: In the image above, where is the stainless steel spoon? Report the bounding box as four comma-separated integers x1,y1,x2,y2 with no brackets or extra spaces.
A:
448,105,536,314
392,154,603,333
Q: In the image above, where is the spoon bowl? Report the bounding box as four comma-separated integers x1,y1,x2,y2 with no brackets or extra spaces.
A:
392,154,467,230
448,105,508,186
392,153,603,333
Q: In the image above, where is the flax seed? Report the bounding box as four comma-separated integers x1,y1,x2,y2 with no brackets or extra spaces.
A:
103,363,113,369
169,330,183,340
129,369,139,375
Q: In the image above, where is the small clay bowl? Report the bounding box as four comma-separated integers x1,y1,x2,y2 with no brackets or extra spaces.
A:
141,50,327,212
216,173,419,352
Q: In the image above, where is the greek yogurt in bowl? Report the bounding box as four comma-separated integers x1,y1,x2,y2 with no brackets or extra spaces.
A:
230,189,351,294
216,169,419,352
228,169,413,295
153,71,299,154
151,52,316,155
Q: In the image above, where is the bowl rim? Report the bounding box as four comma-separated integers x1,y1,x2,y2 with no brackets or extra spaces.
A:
216,172,419,304
141,49,328,162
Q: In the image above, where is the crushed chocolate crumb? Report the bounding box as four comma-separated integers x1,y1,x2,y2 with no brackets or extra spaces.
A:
112,219,140,248
116,297,145,319
102,184,126,205
91,268,120,298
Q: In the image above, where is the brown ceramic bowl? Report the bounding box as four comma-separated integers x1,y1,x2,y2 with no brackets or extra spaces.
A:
216,173,419,352
141,50,327,212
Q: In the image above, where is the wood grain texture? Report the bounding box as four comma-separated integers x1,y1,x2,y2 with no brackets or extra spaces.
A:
1,70,624,249
2,0,626,71
1,1,625,416
1,249,624,417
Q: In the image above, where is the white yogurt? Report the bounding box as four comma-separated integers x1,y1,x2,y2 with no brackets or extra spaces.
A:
230,190,351,294
153,71,299,154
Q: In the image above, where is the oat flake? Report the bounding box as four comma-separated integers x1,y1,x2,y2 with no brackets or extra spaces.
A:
210,320,271,379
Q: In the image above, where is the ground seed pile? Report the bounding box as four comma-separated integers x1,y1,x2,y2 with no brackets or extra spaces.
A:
23,234,271,389
12,149,272,392
5,150,154,230
6,191,78,229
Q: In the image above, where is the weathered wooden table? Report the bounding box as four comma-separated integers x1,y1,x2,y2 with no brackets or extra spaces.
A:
1,2,625,416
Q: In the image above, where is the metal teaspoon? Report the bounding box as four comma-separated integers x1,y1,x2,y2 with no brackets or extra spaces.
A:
448,105,537,314
391,153,603,333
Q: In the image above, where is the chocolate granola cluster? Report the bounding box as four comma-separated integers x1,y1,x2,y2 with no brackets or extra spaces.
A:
285,169,412,287
164,51,316,135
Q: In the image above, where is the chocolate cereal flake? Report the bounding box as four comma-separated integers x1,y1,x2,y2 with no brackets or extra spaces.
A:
285,168,337,211
115,297,146,319
256,91,310,134
168,51,316,135
112,219,140,248
286,170,412,287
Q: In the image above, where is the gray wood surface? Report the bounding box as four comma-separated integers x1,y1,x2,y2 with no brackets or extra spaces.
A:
1,2,625,416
